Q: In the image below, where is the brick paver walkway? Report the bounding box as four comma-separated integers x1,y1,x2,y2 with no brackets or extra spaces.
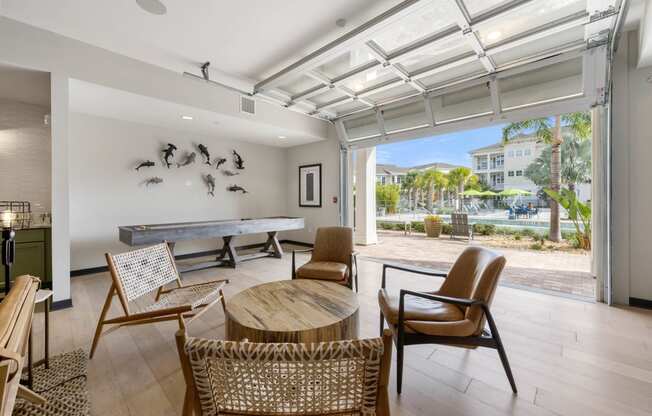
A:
357,231,595,299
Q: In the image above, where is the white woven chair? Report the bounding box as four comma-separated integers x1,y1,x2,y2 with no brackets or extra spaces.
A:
175,324,392,416
90,243,228,359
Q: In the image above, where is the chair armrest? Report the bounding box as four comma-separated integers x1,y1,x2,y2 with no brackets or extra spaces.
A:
381,262,447,288
292,248,314,254
292,249,313,279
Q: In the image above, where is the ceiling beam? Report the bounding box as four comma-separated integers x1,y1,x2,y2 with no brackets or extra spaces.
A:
449,0,496,73
365,40,426,93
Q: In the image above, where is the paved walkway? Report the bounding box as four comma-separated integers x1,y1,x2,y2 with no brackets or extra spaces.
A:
357,231,595,299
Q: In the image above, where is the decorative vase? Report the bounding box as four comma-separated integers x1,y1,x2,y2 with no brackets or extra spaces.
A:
424,217,442,238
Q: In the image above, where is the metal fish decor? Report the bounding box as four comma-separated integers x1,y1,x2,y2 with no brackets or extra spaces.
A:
198,144,211,165
145,177,163,186
204,174,216,196
227,184,248,194
222,169,239,176
177,152,196,168
233,150,245,170
162,143,178,168
135,160,155,171
214,157,227,169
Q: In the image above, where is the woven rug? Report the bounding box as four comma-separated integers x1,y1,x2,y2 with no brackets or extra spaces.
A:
14,349,90,416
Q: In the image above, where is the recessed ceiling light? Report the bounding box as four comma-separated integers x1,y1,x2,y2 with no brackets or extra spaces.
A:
487,31,502,41
136,0,167,15
278,135,287,139
181,115,193,120
336,18,347,28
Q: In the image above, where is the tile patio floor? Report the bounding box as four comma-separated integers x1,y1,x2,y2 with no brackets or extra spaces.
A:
356,230,595,299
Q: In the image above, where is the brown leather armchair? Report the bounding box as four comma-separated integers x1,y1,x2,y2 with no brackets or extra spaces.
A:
292,227,358,291
378,246,516,394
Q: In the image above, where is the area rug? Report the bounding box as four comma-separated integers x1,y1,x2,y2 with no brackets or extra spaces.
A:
14,349,90,416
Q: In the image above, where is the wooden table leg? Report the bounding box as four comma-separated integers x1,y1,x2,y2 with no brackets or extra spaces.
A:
222,236,239,267
267,232,283,258
27,331,33,388
44,296,50,369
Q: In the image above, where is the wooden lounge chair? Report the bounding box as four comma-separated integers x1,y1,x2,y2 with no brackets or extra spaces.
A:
292,226,359,291
89,243,228,359
176,321,392,416
450,212,473,240
378,246,516,394
0,275,43,416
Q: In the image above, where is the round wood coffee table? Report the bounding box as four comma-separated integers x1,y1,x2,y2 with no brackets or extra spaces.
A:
225,279,359,343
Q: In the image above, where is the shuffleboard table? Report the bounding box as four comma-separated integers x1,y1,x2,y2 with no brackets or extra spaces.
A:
118,216,304,273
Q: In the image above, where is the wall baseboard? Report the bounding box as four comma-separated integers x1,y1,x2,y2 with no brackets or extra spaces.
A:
629,297,652,310
69,240,313,277
51,298,73,311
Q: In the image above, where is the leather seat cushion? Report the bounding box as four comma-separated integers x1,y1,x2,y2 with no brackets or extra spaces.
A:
296,261,348,281
378,289,465,324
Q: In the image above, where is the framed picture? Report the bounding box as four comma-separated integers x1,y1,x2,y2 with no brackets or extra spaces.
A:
299,163,322,207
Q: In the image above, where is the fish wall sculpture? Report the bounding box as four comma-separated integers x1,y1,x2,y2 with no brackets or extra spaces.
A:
227,184,248,194
177,152,197,167
204,173,216,196
145,177,163,186
233,150,245,170
214,157,227,169
162,143,178,168
135,160,155,171
198,144,211,165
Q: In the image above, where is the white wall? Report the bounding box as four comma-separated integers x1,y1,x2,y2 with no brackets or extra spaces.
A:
0,98,51,217
69,113,288,270
284,133,341,243
612,30,652,304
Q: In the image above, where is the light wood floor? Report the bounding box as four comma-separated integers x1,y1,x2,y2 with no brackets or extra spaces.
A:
30,247,652,416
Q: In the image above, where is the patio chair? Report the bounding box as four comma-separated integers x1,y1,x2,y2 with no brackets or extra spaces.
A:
89,243,228,359
378,246,516,395
176,321,392,416
0,275,44,415
292,226,359,292
450,212,473,240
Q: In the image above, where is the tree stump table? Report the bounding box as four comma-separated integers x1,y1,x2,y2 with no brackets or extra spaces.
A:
225,279,359,343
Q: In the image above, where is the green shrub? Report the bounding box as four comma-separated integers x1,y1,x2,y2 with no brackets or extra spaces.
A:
514,234,522,241
473,223,496,236
530,242,543,250
521,228,536,238
442,223,452,235
410,221,425,233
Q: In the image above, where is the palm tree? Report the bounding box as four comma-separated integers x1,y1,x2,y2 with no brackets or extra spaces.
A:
447,167,477,210
524,133,592,192
503,112,591,242
401,171,418,211
415,169,446,212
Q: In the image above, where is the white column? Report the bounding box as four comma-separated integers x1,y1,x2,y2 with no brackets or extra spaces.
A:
51,73,71,304
354,147,377,245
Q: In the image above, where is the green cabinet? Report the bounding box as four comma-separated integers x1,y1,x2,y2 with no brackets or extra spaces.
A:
0,227,51,291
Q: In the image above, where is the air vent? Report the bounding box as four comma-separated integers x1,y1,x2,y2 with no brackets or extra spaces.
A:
240,96,256,115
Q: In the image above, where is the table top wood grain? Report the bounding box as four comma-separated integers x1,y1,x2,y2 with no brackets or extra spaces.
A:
225,279,359,342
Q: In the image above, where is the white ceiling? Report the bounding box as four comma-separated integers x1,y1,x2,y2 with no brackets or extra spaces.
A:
0,63,50,107
69,79,322,148
0,0,401,83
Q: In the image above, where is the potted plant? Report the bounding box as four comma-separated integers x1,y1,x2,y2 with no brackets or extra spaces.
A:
423,215,442,238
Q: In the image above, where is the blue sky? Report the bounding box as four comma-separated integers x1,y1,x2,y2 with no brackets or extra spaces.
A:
376,123,507,168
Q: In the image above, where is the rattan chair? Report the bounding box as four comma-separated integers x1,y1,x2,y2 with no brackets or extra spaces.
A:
89,243,228,359
176,322,393,416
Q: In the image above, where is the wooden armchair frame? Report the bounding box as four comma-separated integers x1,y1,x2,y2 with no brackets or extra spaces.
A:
175,319,392,416
89,243,228,359
291,248,359,292
0,275,44,416
380,263,517,395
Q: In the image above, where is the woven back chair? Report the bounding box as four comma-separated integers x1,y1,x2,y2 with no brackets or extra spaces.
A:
176,325,392,416
90,243,228,359
0,275,44,416
450,213,473,240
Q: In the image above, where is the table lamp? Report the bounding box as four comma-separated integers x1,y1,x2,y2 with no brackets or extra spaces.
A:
1,201,31,295
1,209,16,295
